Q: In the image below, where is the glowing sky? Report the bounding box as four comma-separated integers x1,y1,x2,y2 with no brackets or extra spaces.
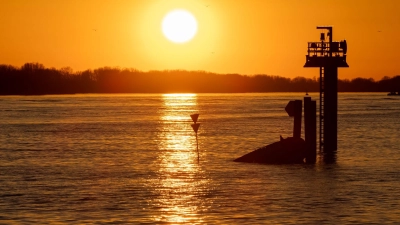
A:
1,0,399,80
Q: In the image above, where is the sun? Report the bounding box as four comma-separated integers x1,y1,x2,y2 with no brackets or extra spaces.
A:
162,9,198,43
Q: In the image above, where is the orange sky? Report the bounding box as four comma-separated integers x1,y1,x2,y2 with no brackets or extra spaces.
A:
1,0,399,80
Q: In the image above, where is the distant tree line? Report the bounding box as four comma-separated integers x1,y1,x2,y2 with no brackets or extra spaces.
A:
0,63,399,95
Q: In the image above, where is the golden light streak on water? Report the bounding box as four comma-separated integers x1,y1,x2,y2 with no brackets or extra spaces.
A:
152,93,208,223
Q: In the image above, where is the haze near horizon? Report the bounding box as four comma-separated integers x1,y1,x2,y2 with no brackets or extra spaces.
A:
1,0,399,80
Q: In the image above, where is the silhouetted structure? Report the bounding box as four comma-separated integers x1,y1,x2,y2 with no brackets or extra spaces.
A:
234,136,307,164
304,26,348,161
190,114,200,162
234,96,316,164
285,100,302,138
304,95,317,163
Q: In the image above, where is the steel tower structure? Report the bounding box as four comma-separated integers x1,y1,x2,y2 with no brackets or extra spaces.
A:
304,26,348,156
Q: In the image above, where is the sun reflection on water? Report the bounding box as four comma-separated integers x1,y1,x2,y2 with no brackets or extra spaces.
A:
152,93,210,223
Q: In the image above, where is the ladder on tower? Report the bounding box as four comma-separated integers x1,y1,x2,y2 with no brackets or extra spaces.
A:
319,67,324,152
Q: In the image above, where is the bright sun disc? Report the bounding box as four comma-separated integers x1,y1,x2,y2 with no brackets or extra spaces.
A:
162,9,197,43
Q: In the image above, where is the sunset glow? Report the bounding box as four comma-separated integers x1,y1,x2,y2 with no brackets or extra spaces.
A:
1,0,400,80
155,93,204,222
2,0,400,223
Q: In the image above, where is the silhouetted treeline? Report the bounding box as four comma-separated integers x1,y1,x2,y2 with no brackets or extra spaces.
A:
0,63,399,95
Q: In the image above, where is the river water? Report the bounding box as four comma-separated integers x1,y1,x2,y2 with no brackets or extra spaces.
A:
0,93,399,224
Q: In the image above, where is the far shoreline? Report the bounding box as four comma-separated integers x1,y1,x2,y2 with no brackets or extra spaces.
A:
1,63,399,94
0,92,392,97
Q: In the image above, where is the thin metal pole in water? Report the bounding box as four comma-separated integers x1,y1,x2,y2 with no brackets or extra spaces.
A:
196,133,199,162
190,114,200,163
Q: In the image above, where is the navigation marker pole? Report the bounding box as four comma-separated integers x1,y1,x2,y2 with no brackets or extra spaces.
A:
190,114,200,162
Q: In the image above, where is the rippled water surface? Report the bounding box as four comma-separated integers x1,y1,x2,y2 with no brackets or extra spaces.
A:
0,93,399,224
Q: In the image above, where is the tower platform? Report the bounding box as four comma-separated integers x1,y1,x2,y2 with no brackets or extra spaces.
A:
304,55,349,67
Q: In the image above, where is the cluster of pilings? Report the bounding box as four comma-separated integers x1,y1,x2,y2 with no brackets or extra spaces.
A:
234,95,317,164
